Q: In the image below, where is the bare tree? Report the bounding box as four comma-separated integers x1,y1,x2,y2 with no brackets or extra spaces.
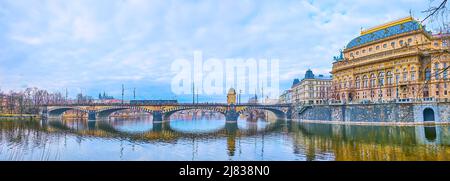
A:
422,0,449,32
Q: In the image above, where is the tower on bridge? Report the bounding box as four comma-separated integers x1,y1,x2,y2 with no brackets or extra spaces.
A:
227,88,237,105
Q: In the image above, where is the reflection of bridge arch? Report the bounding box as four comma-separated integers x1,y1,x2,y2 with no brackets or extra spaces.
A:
45,119,287,141
96,107,152,118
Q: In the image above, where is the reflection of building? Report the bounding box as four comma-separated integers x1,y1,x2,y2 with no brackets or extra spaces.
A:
291,69,332,104
227,88,237,105
331,16,450,103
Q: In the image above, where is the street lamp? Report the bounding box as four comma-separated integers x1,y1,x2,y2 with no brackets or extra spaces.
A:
239,89,242,104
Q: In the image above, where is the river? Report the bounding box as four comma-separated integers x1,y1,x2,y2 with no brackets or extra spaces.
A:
1,115,450,160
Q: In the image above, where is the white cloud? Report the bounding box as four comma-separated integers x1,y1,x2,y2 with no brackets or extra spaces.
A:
11,35,43,45
72,16,103,42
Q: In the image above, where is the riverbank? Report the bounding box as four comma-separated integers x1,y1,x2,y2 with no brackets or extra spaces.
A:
293,102,450,124
293,119,450,126
0,114,40,120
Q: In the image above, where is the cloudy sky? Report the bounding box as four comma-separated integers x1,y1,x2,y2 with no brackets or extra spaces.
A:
0,0,443,102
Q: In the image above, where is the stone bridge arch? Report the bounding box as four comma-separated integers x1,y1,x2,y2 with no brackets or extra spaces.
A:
47,107,90,117
162,106,227,120
238,106,291,119
95,106,157,119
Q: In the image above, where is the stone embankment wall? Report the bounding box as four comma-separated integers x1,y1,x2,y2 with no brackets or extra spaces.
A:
292,102,450,123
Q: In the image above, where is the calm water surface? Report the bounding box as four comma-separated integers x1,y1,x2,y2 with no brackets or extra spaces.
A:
1,115,450,161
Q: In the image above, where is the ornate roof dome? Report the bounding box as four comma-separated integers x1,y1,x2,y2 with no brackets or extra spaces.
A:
346,17,423,49
304,69,315,79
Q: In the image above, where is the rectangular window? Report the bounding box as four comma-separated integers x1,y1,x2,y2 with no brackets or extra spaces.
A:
411,72,415,81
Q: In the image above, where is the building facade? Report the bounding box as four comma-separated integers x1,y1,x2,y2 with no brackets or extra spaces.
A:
279,90,292,104
291,69,332,104
331,16,450,103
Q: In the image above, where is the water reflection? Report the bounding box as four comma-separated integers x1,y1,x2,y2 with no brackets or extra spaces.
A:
424,126,437,142
1,117,450,160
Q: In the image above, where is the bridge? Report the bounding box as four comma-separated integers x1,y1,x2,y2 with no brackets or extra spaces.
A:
40,103,292,122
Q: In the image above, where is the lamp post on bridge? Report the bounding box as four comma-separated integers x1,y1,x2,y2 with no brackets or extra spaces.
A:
239,89,242,105
121,84,124,105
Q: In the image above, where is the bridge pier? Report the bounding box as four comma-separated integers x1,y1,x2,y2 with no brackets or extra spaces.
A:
87,120,96,130
225,121,238,133
88,111,96,120
40,107,48,120
153,121,170,132
152,111,163,123
286,108,292,120
225,110,240,122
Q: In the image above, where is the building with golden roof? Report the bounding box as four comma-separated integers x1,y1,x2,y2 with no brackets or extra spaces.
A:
331,16,450,103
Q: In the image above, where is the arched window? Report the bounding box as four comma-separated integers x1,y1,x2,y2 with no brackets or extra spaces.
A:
425,68,431,81
363,75,368,88
370,73,376,87
355,76,361,89
403,68,408,82
387,71,393,85
378,72,385,86
435,63,440,80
